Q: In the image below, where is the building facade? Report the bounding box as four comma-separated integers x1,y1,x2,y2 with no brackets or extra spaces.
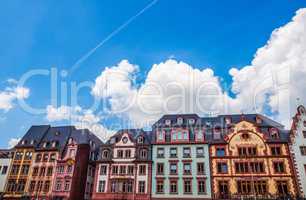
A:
0,150,13,198
209,114,297,199
151,114,211,200
51,129,102,200
3,125,102,200
290,105,306,197
92,129,152,200
4,125,50,200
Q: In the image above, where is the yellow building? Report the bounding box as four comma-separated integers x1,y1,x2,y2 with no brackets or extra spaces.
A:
210,115,297,199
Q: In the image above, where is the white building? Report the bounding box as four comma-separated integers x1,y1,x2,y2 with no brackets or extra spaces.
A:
290,105,306,197
0,150,13,195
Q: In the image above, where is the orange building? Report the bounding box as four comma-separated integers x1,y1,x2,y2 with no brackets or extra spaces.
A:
209,114,297,199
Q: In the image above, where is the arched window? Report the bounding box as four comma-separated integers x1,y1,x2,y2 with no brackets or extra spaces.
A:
138,137,144,144
68,138,73,144
270,128,279,139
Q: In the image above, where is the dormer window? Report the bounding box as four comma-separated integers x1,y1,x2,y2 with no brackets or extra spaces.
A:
270,128,279,139
43,142,47,148
188,118,195,125
22,140,27,145
165,119,171,126
177,118,183,125
213,127,221,140
30,140,35,145
52,141,58,148
110,138,116,144
102,150,109,159
196,129,204,140
256,116,262,124
225,117,231,125
68,138,73,144
55,131,60,136
138,137,144,144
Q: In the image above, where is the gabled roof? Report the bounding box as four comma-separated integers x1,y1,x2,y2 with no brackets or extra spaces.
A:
105,129,152,145
70,128,103,150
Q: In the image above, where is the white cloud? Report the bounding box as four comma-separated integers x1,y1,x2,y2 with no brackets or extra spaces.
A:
8,137,20,148
46,105,114,141
0,86,30,111
91,8,306,128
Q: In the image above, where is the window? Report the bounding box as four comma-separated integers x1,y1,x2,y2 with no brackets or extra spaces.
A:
158,132,164,141
98,180,105,192
235,162,249,173
170,180,177,194
125,150,131,158
128,166,134,175
44,181,50,192
157,163,164,175
102,150,109,159
112,166,118,174
172,132,177,141
42,153,48,162
183,131,188,140
56,165,64,173
183,163,191,174
55,179,62,191
177,117,183,125
50,153,56,162
184,180,192,194
250,162,264,173
24,152,32,160
217,162,228,173
39,167,45,176
188,118,195,124
183,147,191,158
67,165,73,173
35,154,42,162
37,181,43,192
2,166,8,174
47,167,53,176
197,163,205,175
138,136,144,143
303,131,306,138
32,167,39,176
237,180,252,194
29,181,35,192
165,119,171,125
170,148,177,158
140,149,147,159
11,165,20,175
300,146,306,155
157,148,164,158
196,130,204,140
277,181,289,195
196,147,204,157
170,163,177,174
64,180,71,191
15,152,23,160
139,165,146,175
253,181,267,194
271,146,281,156
273,162,285,173
138,181,145,193
117,150,124,158
21,165,29,175
17,180,26,192
238,147,257,156
120,166,126,174
270,128,279,139
156,180,164,193
198,180,206,194
100,165,107,175
6,180,16,192
216,147,225,157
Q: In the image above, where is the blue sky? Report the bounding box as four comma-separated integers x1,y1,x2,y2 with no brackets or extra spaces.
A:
1,0,306,148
